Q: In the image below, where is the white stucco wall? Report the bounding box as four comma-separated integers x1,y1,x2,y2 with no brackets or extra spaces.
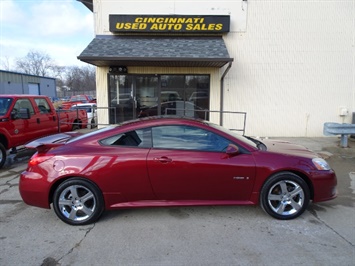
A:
224,0,354,137
92,0,355,137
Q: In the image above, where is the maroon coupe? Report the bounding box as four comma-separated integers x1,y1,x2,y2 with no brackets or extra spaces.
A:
19,117,337,225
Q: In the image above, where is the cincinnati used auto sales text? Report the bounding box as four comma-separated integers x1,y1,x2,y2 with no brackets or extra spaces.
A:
115,17,224,31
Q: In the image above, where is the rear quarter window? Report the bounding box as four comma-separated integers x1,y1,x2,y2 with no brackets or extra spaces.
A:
100,128,151,148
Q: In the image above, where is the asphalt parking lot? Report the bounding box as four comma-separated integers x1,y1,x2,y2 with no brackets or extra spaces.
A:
0,137,354,266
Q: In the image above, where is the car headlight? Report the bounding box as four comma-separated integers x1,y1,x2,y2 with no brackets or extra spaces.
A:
312,158,331,170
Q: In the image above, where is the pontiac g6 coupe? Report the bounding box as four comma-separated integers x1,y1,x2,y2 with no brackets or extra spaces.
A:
19,117,337,225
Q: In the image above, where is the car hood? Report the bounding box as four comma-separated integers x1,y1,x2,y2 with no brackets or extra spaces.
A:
261,139,318,159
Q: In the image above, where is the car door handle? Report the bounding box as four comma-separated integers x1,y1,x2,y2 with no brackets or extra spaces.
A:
153,157,172,163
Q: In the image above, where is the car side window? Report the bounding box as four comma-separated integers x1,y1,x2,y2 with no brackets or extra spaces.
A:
34,98,51,113
152,125,231,152
100,128,151,148
13,99,35,115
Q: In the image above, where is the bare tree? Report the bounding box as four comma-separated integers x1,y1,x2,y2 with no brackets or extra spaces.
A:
16,50,55,76
13,49,96,96
80,65,96,91
65,65,95,92
51,65,67,89
1,56,12,71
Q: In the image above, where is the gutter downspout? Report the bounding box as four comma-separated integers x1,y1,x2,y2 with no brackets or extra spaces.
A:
220,62,232,126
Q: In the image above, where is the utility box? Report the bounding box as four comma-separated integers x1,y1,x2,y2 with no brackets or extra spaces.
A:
339,107,349,116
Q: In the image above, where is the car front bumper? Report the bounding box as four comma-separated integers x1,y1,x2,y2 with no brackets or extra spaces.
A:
311,170,337,202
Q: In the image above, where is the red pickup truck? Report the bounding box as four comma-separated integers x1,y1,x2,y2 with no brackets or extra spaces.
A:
61,94,96,110
0,95,88,169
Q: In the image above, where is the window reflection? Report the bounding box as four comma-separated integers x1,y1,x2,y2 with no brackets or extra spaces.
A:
152,126,231,152
108,74,210,123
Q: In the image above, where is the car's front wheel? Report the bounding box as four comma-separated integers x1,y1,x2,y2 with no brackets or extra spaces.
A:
53,178,104,225
260,172,310,220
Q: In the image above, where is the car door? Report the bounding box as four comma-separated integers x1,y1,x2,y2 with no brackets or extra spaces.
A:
9,98,38,145
147,125,256,201
33,97,58,135
98,127,156,202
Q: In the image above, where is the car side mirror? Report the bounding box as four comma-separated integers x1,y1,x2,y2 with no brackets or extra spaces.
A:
19,108,31,119
225,144,239,156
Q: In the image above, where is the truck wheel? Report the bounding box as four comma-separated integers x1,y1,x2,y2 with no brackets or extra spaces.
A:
89,118,96,129
0,143,7,169
72,123,80,131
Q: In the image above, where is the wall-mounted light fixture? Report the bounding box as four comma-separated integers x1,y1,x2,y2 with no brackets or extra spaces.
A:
109,66,128,73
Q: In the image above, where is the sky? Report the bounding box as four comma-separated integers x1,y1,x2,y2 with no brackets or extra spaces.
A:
0,0,94,69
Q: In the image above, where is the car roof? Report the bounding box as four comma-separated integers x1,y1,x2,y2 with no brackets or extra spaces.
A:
119,115,208,127
66,116,210,144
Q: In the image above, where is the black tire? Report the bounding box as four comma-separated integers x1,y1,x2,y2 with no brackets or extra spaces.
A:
0,143,6,169
260,172,310,220
72,123,80,131
53,178,104,225
88,118,96,129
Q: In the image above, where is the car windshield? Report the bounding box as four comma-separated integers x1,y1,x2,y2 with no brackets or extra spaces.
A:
207,122,260,149
0,98,13,116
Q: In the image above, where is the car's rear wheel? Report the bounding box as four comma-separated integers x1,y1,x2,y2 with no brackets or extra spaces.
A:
72,123,80,131
0,143,6,169
53,178,104,225
260,172,310,220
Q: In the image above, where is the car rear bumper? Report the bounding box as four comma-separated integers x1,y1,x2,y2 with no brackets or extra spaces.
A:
19,171,51,209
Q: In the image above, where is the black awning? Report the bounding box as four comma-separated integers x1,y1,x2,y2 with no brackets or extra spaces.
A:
77,0,93,12
77,36,233,68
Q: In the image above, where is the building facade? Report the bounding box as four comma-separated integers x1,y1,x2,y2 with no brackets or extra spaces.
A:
78,0,354,137
0,70,56,97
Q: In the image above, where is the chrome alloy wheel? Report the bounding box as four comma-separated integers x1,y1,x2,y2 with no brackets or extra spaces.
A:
58,185,96,222
267,180,305,216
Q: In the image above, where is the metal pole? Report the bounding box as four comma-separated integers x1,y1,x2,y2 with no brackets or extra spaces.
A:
220,62,232,126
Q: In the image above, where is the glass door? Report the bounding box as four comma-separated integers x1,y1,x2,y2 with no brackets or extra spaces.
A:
160,75,184,116
109,75,159,123
109,75,134,123
136,76,159,117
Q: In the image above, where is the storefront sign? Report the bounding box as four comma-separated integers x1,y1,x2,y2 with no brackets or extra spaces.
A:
109,15,230,34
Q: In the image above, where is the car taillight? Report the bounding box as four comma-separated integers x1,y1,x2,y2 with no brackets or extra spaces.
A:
29,153,55,167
